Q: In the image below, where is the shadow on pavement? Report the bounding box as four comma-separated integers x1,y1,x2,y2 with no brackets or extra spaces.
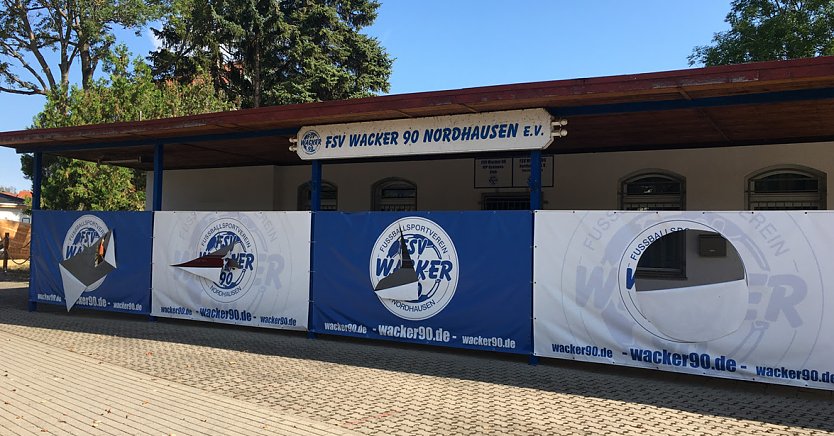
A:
1,282,831,432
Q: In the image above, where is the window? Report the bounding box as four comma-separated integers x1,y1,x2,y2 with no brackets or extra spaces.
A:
620,172,686,278
298,181,337,211
481,192,530,210
747,168,826,210
620,174,684,211
373,178,416,211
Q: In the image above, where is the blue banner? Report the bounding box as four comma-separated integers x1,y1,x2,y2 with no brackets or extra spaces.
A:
311,211,532,354
30,211,152,314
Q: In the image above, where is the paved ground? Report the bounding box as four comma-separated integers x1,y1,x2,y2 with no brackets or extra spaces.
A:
1,280,832,435
0,329,359,435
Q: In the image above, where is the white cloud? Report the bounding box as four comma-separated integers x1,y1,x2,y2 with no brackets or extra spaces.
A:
146,28,163,51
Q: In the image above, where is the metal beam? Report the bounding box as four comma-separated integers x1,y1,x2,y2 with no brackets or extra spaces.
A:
32,152,42,210
307,160,322,340
529,150,541,210
548,87,834,117
311,161,322,212
11,128,299,154
552,133,834,155
153,144,164,211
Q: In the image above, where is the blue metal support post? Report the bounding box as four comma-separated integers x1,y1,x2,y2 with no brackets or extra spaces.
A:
311,160,322,212
32,152,42,211
528,150,542,365
153,143,164,212
28,152,42,312
529,150,542,210
307,160,322,339
149,144,164,322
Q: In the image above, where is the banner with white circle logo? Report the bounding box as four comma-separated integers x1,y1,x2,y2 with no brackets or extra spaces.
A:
151,212,311,330
30,211,152,314
311,211,532,354
533,211,834,390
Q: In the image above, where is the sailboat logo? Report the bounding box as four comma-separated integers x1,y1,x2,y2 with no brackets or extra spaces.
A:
59,215,115,311
370,217,459,321
373,225,420,301
172,218,258,303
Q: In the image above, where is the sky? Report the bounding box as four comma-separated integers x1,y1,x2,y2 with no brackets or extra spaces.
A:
0,1,731,192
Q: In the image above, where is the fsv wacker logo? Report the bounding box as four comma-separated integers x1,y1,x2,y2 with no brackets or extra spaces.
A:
299,130,321,155
57,215,117,310
173,218,258,303
369,217,459,321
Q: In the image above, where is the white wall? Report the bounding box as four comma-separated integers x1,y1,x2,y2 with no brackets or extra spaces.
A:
147,141,834,212
273,160,486,211
551,141,834,210
0,209,24,222
146,166,277,211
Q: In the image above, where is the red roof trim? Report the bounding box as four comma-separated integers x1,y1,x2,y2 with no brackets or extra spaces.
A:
2,56,834,147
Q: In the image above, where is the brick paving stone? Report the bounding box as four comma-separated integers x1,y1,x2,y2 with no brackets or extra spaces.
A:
0,328,360,436
1,281,833,435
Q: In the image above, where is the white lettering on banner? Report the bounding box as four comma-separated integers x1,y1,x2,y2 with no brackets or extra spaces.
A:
297,109,553,160
533,211,834,390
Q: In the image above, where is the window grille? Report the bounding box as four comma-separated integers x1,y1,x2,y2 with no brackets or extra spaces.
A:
620,173,686,279
298,181,338,211
481,193,530,210
747,169,825,210
373,178,417,211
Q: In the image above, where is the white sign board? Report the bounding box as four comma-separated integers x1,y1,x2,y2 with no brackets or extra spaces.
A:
474,158,513,188
297,109,553,160
513,156,554,188
474,156,554,188
151,211,311,330
534,211,834,390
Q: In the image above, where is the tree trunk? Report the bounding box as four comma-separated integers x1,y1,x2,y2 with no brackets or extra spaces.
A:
80,40,92,89
253,36,261,108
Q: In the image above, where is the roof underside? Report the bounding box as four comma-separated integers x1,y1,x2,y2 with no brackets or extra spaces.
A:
3,57,834,171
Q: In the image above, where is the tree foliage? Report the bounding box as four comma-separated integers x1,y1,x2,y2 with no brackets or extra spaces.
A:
150,0,392,107
21,47,235,211
0,0,166,96
690,0,834,66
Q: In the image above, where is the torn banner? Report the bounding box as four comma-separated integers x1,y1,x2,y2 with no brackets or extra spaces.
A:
30,211,152,314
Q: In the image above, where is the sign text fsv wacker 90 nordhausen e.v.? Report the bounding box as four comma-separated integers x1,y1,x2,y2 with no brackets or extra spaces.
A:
296,109,553,160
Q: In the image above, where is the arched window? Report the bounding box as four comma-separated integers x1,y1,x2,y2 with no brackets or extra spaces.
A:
620,172,685,278
620,173,684,211
372,178,417,211
298,181,338,211
747,167,826,210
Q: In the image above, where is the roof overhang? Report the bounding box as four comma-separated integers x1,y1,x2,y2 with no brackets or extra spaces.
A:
3,56,834,170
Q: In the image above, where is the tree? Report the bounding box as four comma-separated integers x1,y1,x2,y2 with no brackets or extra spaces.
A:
21,47,236,211
690,0,834,66
150,0,393,107
0,0,166,96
